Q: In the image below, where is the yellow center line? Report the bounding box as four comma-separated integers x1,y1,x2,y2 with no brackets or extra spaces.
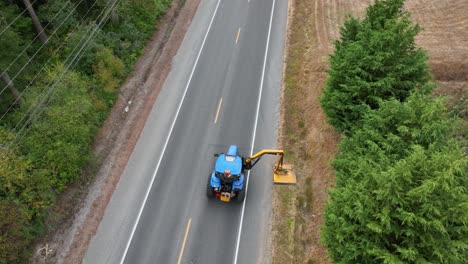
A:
177,218,192,264
214,97,223,124
236,28,241,43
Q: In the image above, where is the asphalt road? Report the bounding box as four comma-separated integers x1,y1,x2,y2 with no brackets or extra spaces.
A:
84,0,288,263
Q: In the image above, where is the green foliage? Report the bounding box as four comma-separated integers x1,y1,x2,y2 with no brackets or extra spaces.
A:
324,145,467,263
20,65,97,192
0,199,29,264
320,2,467,262
0,2,35,111
0,128,54,263
59,23,100,74
0,131,31,205
0,3,34,67
117,0,166,34
320,0,431,132
0,0,172,262
0,26,22,110
98,0,171,65
93,45,124,94
335,92,452,176
38,0,79,36
0,129,54,217
322,93,468,263
0,2,33,42
0,25,22,71
98,22,147,65
91,45,124,118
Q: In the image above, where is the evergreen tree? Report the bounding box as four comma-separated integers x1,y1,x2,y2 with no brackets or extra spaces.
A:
320,0,431,133
22,0,48,43
322,93,468,263
39,0,78,37
0,2,33,108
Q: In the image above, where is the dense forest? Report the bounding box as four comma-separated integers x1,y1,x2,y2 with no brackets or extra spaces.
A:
320,0,467,263
0,0,170,262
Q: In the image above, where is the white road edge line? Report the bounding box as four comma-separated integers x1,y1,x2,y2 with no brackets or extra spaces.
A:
118,1,222,263
233,0,276,263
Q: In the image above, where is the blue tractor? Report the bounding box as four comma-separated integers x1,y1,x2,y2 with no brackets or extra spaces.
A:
207,145,246,202
207,145,296,202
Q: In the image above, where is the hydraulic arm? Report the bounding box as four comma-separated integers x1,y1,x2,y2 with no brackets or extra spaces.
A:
243,149,296,185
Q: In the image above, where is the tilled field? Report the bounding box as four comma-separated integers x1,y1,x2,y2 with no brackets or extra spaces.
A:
316,0,468,80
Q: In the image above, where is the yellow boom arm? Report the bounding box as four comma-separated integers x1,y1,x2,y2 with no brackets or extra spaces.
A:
244,149,296,185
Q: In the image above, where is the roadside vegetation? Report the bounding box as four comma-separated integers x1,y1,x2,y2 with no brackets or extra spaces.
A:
0,0,170,262
273,0,338,262
321,0,467,262
275,0,467,263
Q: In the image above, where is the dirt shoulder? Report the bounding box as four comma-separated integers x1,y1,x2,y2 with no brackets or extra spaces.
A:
31,0,200,263
272,0,339,263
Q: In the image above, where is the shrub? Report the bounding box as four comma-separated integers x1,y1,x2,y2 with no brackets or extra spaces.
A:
0,128,55,263
117,0,170,34
0,199,30,264
93,45,124,94
58,24,100,74
20,65,97,192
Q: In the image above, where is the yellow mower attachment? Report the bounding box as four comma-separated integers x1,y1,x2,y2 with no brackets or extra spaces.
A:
244,149,296,185
273,163,296,185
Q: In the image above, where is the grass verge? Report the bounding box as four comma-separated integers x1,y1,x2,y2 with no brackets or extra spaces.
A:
271,0,339,263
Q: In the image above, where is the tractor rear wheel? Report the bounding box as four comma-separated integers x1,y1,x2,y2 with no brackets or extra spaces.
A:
236,184,246,202
236,189,245,202
206,179,215,198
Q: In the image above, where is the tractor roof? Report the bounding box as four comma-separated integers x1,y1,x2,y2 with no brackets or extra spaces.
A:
215,145,242,175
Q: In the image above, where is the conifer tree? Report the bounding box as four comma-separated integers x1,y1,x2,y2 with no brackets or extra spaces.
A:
322,93,468,263
0,3,32,106
22,0,48,43
320,0,431,132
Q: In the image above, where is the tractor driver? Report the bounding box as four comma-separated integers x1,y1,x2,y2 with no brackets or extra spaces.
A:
223,170,237,183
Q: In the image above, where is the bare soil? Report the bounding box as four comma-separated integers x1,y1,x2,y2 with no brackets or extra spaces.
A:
31,0,200,263
273,0,468,263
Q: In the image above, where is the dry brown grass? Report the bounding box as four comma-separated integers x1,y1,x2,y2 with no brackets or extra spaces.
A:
273,0,468,263
272,0,340,263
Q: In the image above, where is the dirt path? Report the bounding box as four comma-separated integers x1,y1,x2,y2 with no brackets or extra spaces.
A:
31,0,200,263
273,0,468,263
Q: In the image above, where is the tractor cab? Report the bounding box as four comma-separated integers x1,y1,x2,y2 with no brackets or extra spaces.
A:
214,145,243,176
